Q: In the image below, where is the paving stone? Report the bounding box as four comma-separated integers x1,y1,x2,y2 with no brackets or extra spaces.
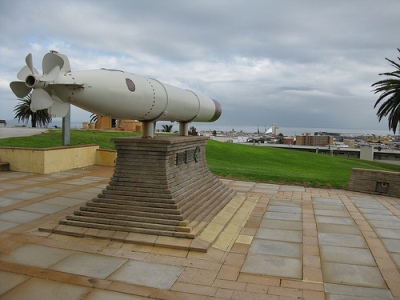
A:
280,186,305,192
43,196,86,206
63,191,97,200
351,201,383,209
20,202,67,214
358,207,393,215
362,214,398,221
0,244,73,268
259,219,302,230
62,178,98,185
0,197,22,207
267,205,301,214
322,262,386,288
109,260,184,289
369,220,400,230
0,278,90,300
0,270,30,296
0,210,45,223
264,211,302,221
349,196,376,201
0,183,23,190
269,200,301,207
4,191,42,200
249,239,302,258
51,252,127,279
389,252,400,268
254,183,280,189
374,228,400,239
381,238,400,253
318,233,367,248
312,203,346,211
316,223,361,235
242,253,302,279
324,283,393,299
320,245,376,266
0,220,19,232
315,216,353,225
255,228,302,243
313,198,344,206
84,289,149,299
314,210,349,217
23,187,59,194
250,188,278,194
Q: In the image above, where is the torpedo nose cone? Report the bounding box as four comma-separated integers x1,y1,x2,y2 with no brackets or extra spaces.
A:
209,99,222,122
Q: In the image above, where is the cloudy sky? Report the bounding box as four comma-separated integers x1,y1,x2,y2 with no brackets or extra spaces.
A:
0,0,399,132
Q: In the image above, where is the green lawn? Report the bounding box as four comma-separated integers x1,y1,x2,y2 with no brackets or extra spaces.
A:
206,140,400,188
1,129,400,188
0,129,141,150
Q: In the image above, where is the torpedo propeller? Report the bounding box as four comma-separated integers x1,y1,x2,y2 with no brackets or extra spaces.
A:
10,52,70,117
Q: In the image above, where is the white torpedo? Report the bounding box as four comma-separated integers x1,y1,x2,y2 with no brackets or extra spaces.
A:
10,51,221,137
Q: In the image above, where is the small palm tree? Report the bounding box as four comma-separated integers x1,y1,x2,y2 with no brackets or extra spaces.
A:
14,93,52,128
372,48,400,133
161,124,173,132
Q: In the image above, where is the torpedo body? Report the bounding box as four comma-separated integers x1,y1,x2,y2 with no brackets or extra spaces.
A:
54,69,221,123
10,51,221,136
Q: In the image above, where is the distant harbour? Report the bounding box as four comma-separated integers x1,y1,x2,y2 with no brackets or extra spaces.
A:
2,119,394,137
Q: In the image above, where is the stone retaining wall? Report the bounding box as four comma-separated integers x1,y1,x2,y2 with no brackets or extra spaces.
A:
346,168,400,197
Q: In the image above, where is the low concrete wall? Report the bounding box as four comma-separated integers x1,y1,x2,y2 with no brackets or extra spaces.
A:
346,168,400,197
0,145,100,174
95,149,116,166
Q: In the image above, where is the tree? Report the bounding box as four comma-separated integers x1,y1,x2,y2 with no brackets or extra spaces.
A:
188,126,198,136
14,94,52,128
161,124,173,132
372,48,400,133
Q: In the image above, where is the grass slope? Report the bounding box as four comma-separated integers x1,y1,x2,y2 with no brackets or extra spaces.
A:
1,129,400,188
0,129,140,150
206,140,400,188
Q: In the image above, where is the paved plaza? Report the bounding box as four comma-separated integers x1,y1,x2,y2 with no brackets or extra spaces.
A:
0,165,399,299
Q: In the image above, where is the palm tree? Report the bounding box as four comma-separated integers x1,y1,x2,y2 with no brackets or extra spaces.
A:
372,48,400,133
14,93,52,128
161,124,173,132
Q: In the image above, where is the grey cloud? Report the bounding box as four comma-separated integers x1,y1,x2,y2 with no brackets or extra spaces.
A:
0,0,398,133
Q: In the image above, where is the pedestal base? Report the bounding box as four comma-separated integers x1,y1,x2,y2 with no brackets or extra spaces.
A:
59,136,236,238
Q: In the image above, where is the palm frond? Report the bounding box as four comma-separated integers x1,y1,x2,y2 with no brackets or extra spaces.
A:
372,49,400,133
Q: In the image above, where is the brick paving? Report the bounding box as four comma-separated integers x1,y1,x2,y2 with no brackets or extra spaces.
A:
0,165,399,299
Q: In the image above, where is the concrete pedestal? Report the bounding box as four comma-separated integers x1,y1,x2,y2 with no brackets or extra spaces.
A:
61,136,236,238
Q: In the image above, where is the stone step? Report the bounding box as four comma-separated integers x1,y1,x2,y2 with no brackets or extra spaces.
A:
74,210,186,226
178,183,226,219
66,215,192,233
93,196,179,209
172,181,220,212
102,187,174,200
89,200,181,215
186,187,236,226
60,219,195,238
190,193,246,241
81,205,184,221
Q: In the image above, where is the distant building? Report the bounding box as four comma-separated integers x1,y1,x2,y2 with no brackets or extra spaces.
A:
295,133,333,146
265,123,279,135
87,115,142,132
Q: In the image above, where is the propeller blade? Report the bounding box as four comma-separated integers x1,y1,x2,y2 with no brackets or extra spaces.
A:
10,81,32,98
41,65,60,81
48,95,69,117
17,66,32,81
25,53,35,74
31,88,53,112
42,52,65,74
